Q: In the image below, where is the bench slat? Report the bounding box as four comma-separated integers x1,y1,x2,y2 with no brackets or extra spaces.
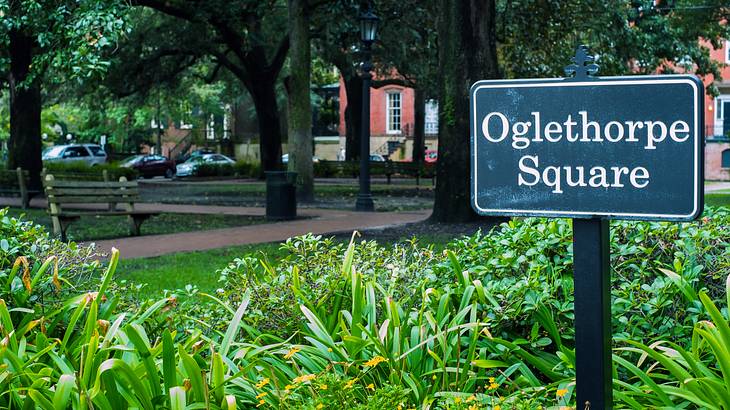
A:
51,211,159,217
44,180,138,188
47,196,140,204
45,188,139,196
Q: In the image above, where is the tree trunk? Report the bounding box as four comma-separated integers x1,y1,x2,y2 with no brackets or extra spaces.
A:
250,79,283,174
7,28,42,191
343,74,363,161
412,88,425,167
431,0,499,223
286,0,314,202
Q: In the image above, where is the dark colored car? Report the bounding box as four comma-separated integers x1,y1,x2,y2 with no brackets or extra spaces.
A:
120,155,176,179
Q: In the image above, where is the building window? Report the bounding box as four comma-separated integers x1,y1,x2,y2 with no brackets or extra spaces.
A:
425,100,439,135
722,149,730,168
386,91,402,134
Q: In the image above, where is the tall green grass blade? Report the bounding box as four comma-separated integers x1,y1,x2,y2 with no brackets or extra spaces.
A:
53,374,76,410
169,386,186,410
162,329,177,392
220,289,251,358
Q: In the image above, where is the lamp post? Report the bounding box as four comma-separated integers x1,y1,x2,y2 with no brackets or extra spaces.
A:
355,6,379,212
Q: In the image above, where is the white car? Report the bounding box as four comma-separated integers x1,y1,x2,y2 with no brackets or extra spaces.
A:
175,153,235,177
42,144,107,166
281,153,320,164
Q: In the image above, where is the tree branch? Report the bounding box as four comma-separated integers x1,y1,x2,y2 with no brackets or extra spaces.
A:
269,35,291,77
131,0,198,22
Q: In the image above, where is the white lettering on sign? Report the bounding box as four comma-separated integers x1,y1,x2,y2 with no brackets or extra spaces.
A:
517,155,651,193
480,111,690,151
480,110,691,193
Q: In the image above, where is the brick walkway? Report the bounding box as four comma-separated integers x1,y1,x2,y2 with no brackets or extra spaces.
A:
0,196,430,259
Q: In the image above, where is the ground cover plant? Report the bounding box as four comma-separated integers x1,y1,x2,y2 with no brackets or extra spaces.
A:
5,207,266,242
1,206,728,408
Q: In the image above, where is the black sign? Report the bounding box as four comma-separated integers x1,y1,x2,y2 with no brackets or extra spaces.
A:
470,75,704,221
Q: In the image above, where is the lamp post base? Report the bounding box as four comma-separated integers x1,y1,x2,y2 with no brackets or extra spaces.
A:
355,194,375,212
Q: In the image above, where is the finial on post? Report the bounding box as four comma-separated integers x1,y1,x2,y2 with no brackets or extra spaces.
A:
564,45,600,80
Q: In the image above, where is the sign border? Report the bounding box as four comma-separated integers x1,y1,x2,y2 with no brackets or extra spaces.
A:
470,75,704,221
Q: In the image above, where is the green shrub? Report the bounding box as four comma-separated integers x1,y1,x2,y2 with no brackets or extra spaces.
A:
192,161,259,178
233,160,261,178
0,208,100,313
44,162,138,181
3,202,729,409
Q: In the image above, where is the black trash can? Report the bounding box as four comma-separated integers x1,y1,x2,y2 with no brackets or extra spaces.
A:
265,171,297,221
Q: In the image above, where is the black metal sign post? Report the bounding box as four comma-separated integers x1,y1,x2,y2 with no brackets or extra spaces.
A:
572,218,611,409
469,45,704,410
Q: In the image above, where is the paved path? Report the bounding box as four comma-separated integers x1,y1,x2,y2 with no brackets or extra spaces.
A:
706,182,730,192
90,208,430,259
0,196,430,259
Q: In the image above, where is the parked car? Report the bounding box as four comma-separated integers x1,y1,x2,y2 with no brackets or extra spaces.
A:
281,154,320,164
120,155,176,179
176,148,216,164
42,144,107,166
424,150,438,164
176,153,235,177
369,154,386,162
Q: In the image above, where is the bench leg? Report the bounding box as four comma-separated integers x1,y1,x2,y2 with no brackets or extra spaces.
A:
128,216,142,236
128,215,153,236
57,217,77,242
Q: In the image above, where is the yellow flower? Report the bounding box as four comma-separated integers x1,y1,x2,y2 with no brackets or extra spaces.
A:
432,375,437,380
556,388,568,398
488,382,498,390
363,355,387,367
344,379,356,389
488,377,495,383
256,392,268,399
494,406,501,410
316,405,324,410
366,383,375,391
256,399,265,407
454,397,462,404
293,374,316,384
319,384,328,390
285,384,295,390
468,405,478,410
466,395,476,402
255,378,270,388
284,347,301,360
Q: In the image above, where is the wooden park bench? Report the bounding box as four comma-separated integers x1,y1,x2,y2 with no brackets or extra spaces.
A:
0,167,40,209
44,174,158,241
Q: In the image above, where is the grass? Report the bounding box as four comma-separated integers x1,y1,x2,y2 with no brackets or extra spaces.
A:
4,207,265,242
115,242,286,296
138,181,435,211
706,191,730,207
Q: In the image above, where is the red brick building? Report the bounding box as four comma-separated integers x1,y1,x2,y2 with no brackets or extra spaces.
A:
337,77,438,160
704,42,730,181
